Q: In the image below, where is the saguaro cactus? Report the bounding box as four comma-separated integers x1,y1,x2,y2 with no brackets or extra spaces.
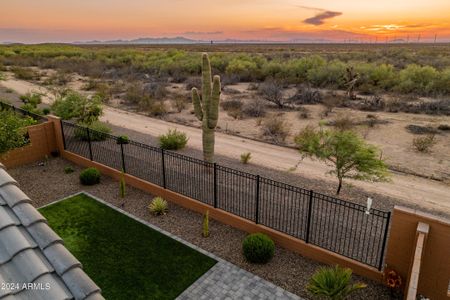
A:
192,53,221,163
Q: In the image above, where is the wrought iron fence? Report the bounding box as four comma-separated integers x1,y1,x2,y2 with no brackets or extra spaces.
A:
61,120,391,269
0,100,48,122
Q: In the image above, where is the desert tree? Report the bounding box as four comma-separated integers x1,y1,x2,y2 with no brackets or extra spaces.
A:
295,126,389,194
344,66,359,100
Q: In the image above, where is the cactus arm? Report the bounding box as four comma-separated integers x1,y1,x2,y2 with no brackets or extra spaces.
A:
208,75,221,129
201,53,212,119
192,87,203,121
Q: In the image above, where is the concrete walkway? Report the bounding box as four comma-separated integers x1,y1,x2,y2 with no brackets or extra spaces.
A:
177,260,302,300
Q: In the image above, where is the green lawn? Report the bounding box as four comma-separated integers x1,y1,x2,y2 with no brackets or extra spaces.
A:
39,193,216,300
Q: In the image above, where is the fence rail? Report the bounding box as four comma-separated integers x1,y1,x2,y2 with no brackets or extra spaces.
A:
0,101,48,122
61,120,391,269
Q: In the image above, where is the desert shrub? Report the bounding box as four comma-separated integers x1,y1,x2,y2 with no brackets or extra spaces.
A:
0,109,37,153
358,95,386,111
144,82,167,100
397,64,439,95
116,135,129,144
64,166,74,174
147,101,167,117
185,77,201,90
405,124,437,135
243,98,266,118
172,94,187,112
45,70,72,86
94,82,113,103
225,58,259,81
290,86,322,104
20,93,42,106
242,233,275,264
221,99,243,119
159,129,188,150
20,103,42,115
247,82,259,90
297,106,310,119
79,167,101,185
42,108,51,115
321,97,342,117
221,74,240,86
307,265,366,299
437,124,450,131
261,116,289,144
258,79,285,108
412,134,436,153
125,82,145,104
307,60,347,88
286,55,326,83
329,115,356,131
11,66,38,80
0,72,4,81
148,197,168,216
240,152,252,164
433,67,450,95
51,91,102,124
74,121,111,141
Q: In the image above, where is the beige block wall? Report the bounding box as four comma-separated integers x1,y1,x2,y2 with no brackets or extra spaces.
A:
385,206,450,300
0,121,57,168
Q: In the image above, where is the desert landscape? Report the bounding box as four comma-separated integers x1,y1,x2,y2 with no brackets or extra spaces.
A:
1,44,449,215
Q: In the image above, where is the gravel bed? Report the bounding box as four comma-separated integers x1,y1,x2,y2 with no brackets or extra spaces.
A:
9,158,392,299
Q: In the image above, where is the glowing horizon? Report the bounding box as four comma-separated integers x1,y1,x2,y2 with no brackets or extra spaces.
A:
1,0,450,43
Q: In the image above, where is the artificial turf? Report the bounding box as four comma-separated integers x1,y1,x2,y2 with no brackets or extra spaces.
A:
39,193,217,300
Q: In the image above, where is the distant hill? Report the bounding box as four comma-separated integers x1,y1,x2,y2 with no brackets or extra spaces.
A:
78,37,200,44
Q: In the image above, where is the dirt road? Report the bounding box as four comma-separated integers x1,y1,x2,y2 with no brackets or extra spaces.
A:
2,77,450,214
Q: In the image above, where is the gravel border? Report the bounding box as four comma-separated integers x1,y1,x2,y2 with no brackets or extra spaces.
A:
8,157,392,299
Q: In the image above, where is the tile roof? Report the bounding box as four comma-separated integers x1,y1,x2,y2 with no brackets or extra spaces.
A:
0,163,104,300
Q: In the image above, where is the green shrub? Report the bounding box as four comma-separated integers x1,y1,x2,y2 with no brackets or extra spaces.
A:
242,233,275,264
64,166,74,174
0,109,37,154
240,152,252,164
51,91,102,124
79,167,101,185
11,67,38,80
397,64,439,95
20,103,42,115
307,265,366,299
74,121,111,141
261,116,289,144
117,135,129,144
148,197,168,216
158,129,188,150
20,93,42,106
42,108,51,115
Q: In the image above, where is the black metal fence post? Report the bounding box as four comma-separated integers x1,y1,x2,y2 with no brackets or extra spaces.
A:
60,120,67,150
86,128,93,161
378,211,391,270
305,189,314,243
255,175,260,224
213,163,218,208
161,149,166,188
120,143,126,173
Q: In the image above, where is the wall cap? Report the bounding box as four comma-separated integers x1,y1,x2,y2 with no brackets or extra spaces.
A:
393,206,450,226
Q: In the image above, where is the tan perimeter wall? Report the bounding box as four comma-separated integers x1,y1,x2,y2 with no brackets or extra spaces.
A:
385,206,450,300
0,121,57,168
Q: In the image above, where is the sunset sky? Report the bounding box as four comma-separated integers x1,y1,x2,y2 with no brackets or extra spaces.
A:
1,0,450,43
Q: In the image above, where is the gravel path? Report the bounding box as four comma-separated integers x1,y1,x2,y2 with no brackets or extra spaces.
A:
8,158,392,299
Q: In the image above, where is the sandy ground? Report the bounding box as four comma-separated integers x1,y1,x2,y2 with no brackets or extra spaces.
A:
1,75,450,216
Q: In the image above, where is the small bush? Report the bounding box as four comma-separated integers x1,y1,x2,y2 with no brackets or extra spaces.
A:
221,99,244,119
261,116,289,144
79,167,101,185
144,82,167,100
405,124,437,135
64,166,74,174
437,124,450,131
242,233,275,264
147,101,167,117
20,93,42,106
307,265,366,299
159,129,188,150
117,135,129,144
243,98,266,118
148,197,168,216
329,115,356,131
297,106,310,119
172,95,187,112
412,134,436,153
11,67,38,80
42,108,51,115
240,152,252,164
290,87,322,104
202,210,209,238
258,79,285,108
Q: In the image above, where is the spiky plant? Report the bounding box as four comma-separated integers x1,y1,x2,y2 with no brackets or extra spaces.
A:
191,53,221,163
148,197,168,216
307,265,366,300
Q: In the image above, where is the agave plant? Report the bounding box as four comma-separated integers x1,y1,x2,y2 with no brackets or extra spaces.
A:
148,197,168,216
307,265,366,300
